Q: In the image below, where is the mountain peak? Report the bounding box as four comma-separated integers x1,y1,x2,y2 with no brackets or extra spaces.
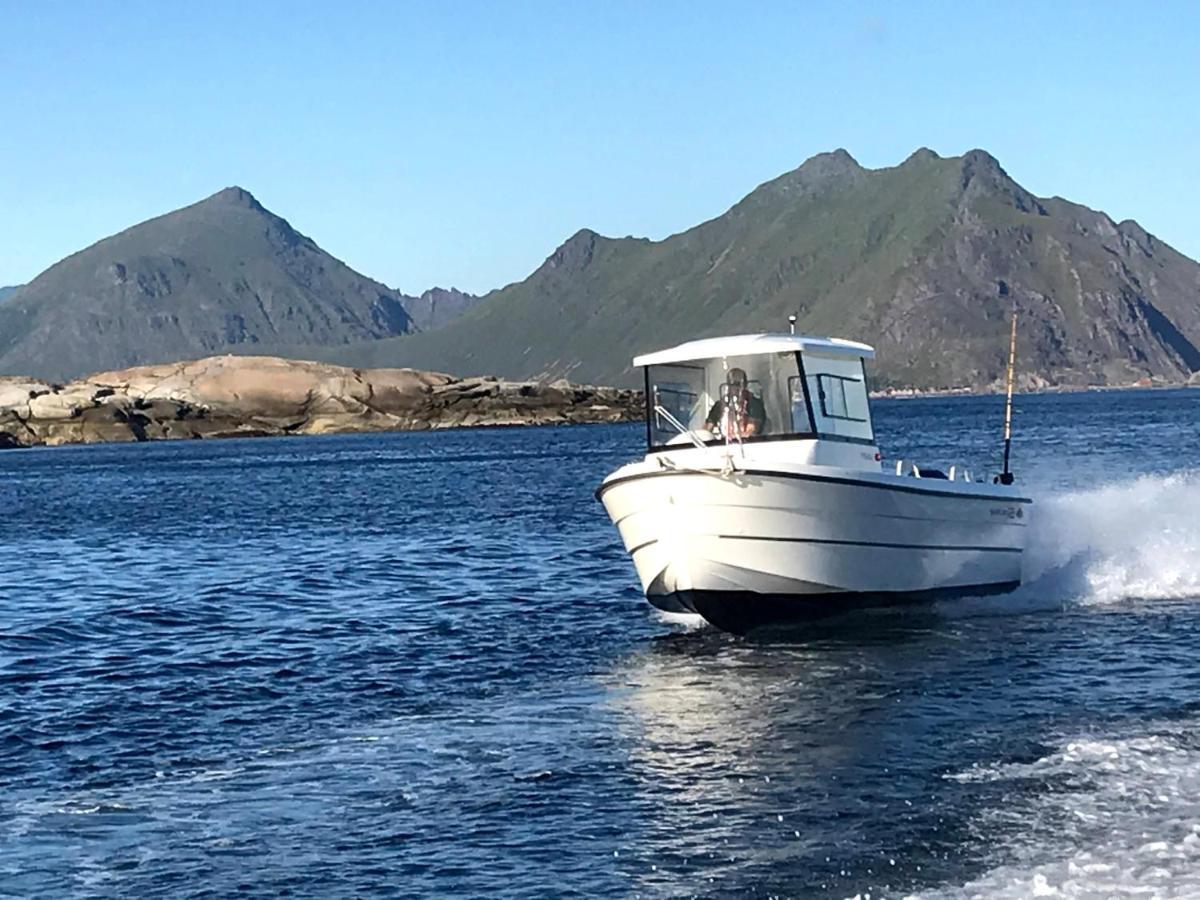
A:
745,148,865,205
818,147,860,164
419,286,472,301
904,147,941,164
795,148,862,178
554,229,600,268
204,186,265,211
402,286,482,331
960,148,1004,176
954,147,1040,212
955,150,1022,196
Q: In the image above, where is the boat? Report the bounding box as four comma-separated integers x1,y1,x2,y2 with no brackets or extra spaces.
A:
596,332,1032,634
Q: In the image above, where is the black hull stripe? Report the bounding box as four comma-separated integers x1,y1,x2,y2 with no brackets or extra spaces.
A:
596,467,1033,505
717,534,1022,553
658,583,1023,635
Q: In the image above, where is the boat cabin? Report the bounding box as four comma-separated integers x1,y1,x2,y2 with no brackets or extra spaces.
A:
634,333,878,461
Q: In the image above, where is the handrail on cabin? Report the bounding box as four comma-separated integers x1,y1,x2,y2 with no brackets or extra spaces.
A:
653,404,708,451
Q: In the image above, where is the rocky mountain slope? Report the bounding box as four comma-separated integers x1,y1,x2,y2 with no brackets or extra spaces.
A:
324,149,1200,389
0,355,639,448
398,287,480,331
0,189,474,380
0,286,20,302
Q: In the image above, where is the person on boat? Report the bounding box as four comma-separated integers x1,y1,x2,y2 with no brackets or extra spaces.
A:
705,367,766,438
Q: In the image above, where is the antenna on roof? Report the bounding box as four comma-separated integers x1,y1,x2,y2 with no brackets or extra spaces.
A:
998,306,1018,486
788,314,797,335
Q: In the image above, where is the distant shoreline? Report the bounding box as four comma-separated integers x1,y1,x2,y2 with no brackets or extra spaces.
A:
2,353,1194,450
871,379,1198,400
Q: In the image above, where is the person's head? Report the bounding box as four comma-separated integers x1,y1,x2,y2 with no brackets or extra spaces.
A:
728,367,748,388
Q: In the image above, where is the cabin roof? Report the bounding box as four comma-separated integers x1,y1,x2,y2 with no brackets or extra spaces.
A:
633,333,876,366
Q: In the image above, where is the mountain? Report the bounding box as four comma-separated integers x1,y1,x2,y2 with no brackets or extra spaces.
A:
0,188,436,380
398,287,480,331
0,286,20,303
320,149,1200,389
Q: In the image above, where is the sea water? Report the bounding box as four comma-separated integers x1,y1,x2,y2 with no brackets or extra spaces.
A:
2,388,1199,898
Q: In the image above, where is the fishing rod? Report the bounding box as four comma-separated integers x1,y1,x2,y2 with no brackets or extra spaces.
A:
998,306,1018,486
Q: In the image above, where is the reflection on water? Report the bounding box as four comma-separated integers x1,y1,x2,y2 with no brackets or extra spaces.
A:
605,615,1000,896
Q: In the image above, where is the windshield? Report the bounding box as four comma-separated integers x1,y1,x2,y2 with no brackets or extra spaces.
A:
646,353,810,448
645,352,873,450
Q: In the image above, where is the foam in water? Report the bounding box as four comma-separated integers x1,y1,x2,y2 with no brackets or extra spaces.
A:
908,473,1200,895
1019,470,1200,607
653,609,708,631
918,725,1200,898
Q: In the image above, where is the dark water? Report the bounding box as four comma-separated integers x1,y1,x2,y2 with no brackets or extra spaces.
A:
3,389,1200,898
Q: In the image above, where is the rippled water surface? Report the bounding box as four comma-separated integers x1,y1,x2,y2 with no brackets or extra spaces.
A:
3,389,1200,898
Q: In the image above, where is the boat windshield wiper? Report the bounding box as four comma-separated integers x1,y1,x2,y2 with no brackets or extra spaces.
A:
653,404,708,451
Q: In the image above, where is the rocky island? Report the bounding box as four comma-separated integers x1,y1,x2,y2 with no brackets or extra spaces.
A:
0,355,641,449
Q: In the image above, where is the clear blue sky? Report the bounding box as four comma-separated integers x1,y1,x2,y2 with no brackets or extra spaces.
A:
1,0,1197,295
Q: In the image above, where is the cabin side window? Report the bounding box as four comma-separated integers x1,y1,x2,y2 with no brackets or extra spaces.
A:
786,375,813,433
816,374,866,421
802,353,873,441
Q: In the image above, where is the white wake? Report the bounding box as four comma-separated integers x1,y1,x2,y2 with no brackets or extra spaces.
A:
915,726,1200,899
1018,470,1200,607
909,472,1200,897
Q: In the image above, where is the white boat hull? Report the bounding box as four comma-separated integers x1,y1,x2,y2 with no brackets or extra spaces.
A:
598,463,1030,633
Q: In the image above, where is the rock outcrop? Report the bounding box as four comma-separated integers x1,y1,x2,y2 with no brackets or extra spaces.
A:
0,355,641,448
